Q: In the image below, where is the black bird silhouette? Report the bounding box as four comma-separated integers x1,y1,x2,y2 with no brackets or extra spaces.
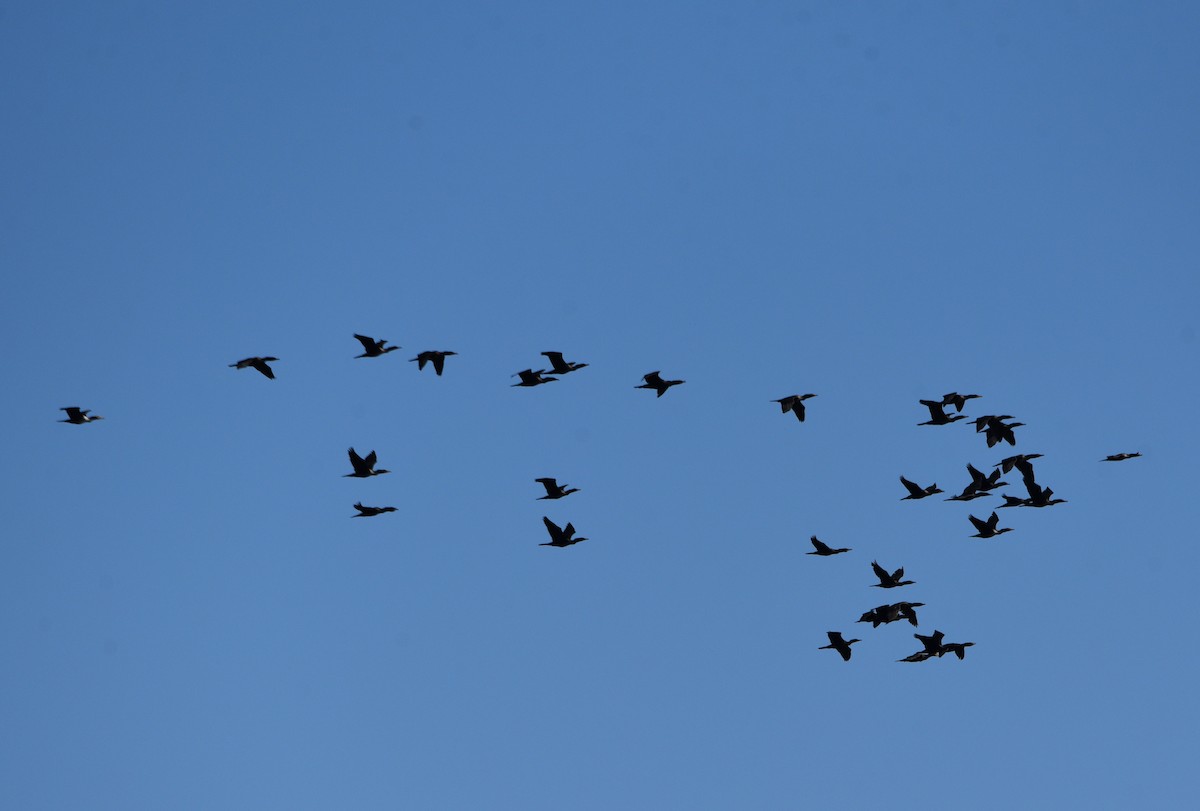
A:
941,392,981,412
636,371,684,397
998,494,1028,509
858,602,924,628
939,641,976,660
345,447,391,478
968,511,1014,539
535,478,579,500
410,350,457,376
229,356,278,379
540,352,588,375
898,650,938,663
945,488,991,502
540,516,587,547
1102,452,1142,462
919,399,967,426
967,463,1008,493
900,476,943,500
1023,482,1066,508
773,394,817,422
354,334,400,358
512,369,557,387
807,535,851,556
871,560,915,588
973,415,1014,433
914,630,946,655
995,453,1043,475
59,407,103,424
353,502,397,517
818,631,860,661
986,421,1023,448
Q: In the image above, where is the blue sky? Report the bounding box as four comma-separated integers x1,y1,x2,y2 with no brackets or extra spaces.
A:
2,2,1198,808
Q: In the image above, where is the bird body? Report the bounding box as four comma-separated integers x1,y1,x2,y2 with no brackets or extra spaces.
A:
540,516,587,547
871,560,915,588
59,407,103,424
410,350,457,376
919,399,967,426
637,371,684,397
345,447,390,478
230,356,278,379
774,394,817,422
1102,452,1142,462
354,334,399,358
968,511,1014,538
941,392,981,412
541,352,588,374
535,478,579,500
900,476,943,500
353,502,397,517
818,631,860,661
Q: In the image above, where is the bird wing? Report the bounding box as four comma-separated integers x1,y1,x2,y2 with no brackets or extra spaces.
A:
542,516,562,540
250,359,275,378
643,371,664,385
535,478,558,495
432,354,446,375
364,450,378,470
871,560,888,582
348,447,366,474
353,334,376,351
899,476,923,498
810,536,831,553
967,514,988,533
966,463,986,485
920,400,945,420
61,407,84,420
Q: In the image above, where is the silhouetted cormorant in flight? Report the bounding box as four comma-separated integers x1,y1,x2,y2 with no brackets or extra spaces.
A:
230,356,278,379
995,453,1043,475
353,502,397,517
967,463,1007,493
774,394,817,422
919,399,968,426
59,407,103,424
871,561,915,588
535,478,579,500
1023,482,1066,508
637,371,684,397
410,350,457,376
998,494,1027,509
1102,452,1142,462
940,392,981,412
939,641,975,660
973,415,1014,433
345,447,391,478
985,420,1023,448
354,334,399,358
807,536,851,556
898,650,937,662
540,516,587,547
968,511,1013,539
900,476,943,500
818,631,860,661
540,352,588,375
512,368,557,387
945,488,991,502
914,630,946,656
858,602,924,628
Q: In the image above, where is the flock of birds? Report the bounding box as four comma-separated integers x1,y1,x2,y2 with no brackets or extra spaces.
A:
58,337,1143,664
809,393,1142,664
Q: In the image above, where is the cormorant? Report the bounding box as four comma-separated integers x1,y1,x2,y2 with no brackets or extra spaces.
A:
540,516,588,547
998,494,1027,508
353,502,397,517
512,369,557,387
898,650,937,663
985,420,1023,448
941,392,981,412
973,415,1014,433
230,356,278,379
968,511,1014,539
818,631,860,661
858,602,924,628
807,536,851,556
354,334,399,358
914,630,946,656
871,561,915,589
939,641,975,660
345,447,391,478
966,463,1007,493
900,476,943,500
59,407,103,424
410,350,457,376
995,453,1043,475
1023,482,1066,508
541,352,588,374
945,488,991,502
1102,452,1142,462
774,394,817,422
919,399,967,426
636,371,684,397
535,478,579,500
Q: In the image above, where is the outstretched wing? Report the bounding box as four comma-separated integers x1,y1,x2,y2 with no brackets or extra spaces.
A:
899,476,923,498
353,334,376,351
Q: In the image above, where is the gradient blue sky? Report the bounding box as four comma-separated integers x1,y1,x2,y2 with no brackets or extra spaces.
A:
3,2,1198,808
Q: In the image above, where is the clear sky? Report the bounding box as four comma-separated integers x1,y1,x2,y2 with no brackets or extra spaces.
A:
3,2,1198,808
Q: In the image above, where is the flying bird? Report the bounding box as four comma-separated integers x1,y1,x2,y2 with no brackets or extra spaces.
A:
858,602,924,628
353,334,400,358
939,641,976,660
871,560,915,589
940,392,981,412
818,631,860,661
1102,452,1142,462
968,511,1014,539
900,476,943,500
512,369,557,387
353,502,397,517
540,516,588,547
773,394,817,422
1023,482,1066,508
807,536,851,556
345,447,391,478
410,350,457,376
540,352,588,375
535,478,579,500
229,356,278,379
919,399,968,426
636,371,684,398
995,453,1043,475
58,407,103,424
